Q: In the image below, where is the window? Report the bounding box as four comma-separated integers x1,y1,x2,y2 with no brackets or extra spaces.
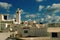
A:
40,22,43,24
4,15,7,20
17,11,19,13
24,30,28,33
52,32,58,37
15,19,16,22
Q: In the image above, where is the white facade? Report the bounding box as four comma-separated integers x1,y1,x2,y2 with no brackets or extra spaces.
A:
15,8,22,24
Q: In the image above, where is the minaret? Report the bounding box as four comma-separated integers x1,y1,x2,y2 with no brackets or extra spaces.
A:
16,8,22,24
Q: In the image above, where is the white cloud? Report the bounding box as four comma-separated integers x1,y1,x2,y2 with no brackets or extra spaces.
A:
0,2,12,9
36,0,43,2
51,4,60,9
40,18,44,22
45,14,60,23
22,12,29,14
25,14,37,18
46,4,60,9
36,0,46,2
37,3,60,23
46,15,51,20
46,3,60,14
39,5,44,11
25,13,40,18
55,16,60,22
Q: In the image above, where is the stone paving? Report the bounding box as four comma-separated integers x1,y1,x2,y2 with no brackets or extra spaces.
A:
0,32,11,40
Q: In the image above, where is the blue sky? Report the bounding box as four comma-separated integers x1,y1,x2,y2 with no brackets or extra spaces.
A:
0,0,60,23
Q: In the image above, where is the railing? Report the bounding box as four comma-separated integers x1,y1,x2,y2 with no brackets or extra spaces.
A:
47,23,60,27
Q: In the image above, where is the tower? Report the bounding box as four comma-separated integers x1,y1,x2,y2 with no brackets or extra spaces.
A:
16,8,22,24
